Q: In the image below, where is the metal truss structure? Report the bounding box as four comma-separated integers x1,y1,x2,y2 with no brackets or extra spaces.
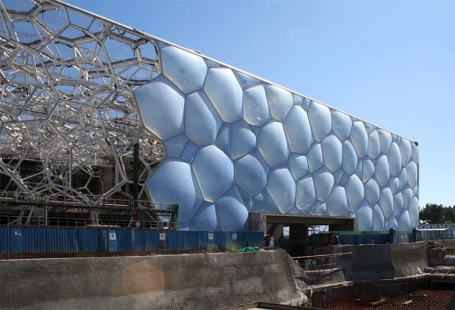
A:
0,0,166,211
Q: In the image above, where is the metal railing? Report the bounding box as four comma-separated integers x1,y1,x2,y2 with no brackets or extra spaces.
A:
0,190,177,212
0,214,177,230
292,252,353,270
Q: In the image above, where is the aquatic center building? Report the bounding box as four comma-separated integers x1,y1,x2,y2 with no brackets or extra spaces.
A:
0,0,419,231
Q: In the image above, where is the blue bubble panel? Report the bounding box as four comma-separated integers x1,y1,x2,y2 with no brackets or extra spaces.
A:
192,145,234,202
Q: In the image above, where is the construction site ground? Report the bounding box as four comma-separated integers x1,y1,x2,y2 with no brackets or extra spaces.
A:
322,284,454,310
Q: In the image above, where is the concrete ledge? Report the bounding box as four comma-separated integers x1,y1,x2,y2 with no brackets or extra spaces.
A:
0,250,300,310
337,242,427,281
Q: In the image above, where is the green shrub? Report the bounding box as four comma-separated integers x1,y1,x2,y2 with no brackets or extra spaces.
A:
225,242,241,252
206,244,217,253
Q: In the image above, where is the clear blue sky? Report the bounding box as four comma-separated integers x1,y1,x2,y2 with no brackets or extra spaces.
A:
64,0,455,208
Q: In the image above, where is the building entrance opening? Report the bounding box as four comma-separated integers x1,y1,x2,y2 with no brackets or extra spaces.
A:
250,213,355,256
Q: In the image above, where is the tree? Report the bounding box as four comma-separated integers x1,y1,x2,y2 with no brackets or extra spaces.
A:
443,206,455,223
419,203,455,224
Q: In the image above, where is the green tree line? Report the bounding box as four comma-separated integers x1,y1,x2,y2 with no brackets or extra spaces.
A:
419,203,455,224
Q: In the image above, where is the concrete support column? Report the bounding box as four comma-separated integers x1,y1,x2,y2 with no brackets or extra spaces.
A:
249,212,267,233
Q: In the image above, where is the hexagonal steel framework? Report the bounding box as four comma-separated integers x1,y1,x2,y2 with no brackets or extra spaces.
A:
0,0,165,208
0,0,419,231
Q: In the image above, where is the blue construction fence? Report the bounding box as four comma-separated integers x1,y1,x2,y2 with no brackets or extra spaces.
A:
0,227,264,254
313,228,417,245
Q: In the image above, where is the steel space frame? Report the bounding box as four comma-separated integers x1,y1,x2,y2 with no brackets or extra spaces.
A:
0,0,167,213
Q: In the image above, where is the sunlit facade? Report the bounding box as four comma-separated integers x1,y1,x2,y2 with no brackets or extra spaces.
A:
0,0,419,231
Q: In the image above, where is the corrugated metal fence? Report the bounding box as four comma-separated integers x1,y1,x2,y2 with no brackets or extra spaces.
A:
0,227,264,254
337,232,391,245
313,229,417,245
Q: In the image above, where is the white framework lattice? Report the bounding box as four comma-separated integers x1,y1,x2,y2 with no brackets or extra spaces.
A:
0,0,165,206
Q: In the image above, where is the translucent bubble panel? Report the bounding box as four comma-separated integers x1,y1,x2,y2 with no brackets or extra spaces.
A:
321,135,342,173
243,85,270,126
399,168,408,188
215,123,231,155
253,191,282,214
258,121,290,168
402,187,413,209
293,94,304,106
346,175,364,211
356,203,373,231
267,168,296,213
399,211,411,231
372,205,385,231
216,186,249,231
379,129,393,154
351,122,368,158
379,188,393,218
147,159,203,225
296,176,316,211
375,155,390,187
310,202,328,216
411,143,419,163
238,187,253,211
235,71,261,89
235,151,268,195
288,154,309,180
327,186,350,216
409,197,419,227
308,144,324,173
332,111,352,142
301,97,312,110
190,203,219,231
230,120,256,160
399,139,412,166
406,162,418,188
390,177,400,194
393,193,403,216
368,130,381,159
362,159,375,182
334,170,345,184
313,168,334,202
135,75,185,140
284,105,313,154
413,185,419,198
185,91,222,145
388,142,402,176
181,140,199,163
342,141,358,175
164,134,188,158
204,68,243,123
365,179,380,206
161,46,207,93
308,102,332,142
266,85,294,121
387,216,398,230
192,145,234,202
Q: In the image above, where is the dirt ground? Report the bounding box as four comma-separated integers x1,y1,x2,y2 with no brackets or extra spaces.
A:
321,286,454,310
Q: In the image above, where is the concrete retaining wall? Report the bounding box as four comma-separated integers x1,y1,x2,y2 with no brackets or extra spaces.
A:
442,238,455,248
337,241,427,281
0,250,300,310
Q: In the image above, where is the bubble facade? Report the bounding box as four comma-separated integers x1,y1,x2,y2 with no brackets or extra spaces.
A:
136,45,419,231
0,1,418,231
